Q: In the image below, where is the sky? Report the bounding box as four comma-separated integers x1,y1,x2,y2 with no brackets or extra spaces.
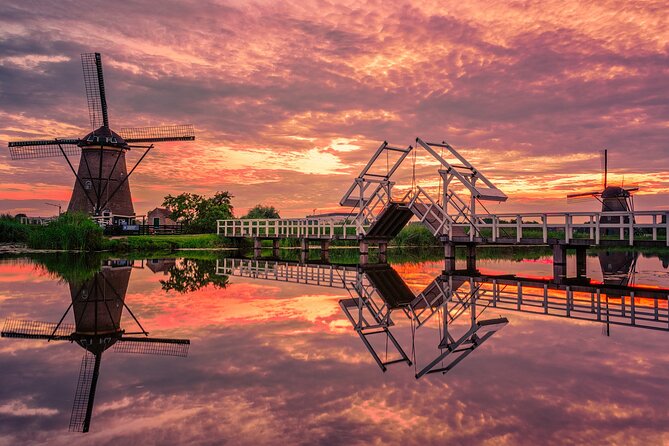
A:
0,0,668,218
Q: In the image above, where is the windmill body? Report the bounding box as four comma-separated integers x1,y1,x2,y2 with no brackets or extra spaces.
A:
68,127,135,221
7,53,195,226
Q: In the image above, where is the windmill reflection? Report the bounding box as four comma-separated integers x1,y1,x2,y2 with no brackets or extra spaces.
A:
217,254,669,379
1,259,190,433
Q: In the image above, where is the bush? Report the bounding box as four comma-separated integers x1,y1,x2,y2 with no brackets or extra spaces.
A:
391,223,438,247
0,214,31,243
27,212,105,251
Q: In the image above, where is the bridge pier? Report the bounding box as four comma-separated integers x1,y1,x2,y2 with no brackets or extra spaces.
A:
552,244,567,279
444,243,456,272
576,247,587,277
321,240,331,261
466,245,477,271
378,242,388,263
272,239,280,257
253,238,262,259
359,241,369,265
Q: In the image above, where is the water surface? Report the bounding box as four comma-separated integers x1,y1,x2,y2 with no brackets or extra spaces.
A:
1,250,668,445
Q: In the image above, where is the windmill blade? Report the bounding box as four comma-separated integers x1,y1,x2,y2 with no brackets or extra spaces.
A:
8,139,81,160
1,319,74,340
113,336,190,357
566,191,601,199
81,52,109,129
118,124,195,143
69,350,101,433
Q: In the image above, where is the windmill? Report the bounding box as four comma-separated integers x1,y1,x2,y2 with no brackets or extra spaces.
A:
7,52,195,225
0,260,190,433
567,149,639,212
567,149,639,235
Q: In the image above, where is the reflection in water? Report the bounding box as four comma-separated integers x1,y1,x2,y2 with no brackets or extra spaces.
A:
1,259,190,433
218,255,669,380
2,251,669,443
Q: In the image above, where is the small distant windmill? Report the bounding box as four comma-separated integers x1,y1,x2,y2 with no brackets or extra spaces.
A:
7,53,195,225
1,261,190,433
567,149,639,212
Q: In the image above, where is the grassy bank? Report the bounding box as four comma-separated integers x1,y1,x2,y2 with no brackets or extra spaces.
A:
2,212,107,251
106,233,238,252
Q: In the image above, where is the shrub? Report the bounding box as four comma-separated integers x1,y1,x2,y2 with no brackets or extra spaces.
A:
27,212,105,251
391,223,438,247
0,214,31,243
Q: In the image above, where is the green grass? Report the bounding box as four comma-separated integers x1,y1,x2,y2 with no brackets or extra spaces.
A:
390,223,438,247
27,212,106,251
107,233,239,252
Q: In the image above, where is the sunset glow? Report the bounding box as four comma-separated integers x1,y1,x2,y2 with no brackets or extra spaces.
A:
1,0,667,217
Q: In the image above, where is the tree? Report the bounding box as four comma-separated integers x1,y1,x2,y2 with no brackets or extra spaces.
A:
243,204,280,219
162,193,203,226
162,191,234,233
160,259,229,293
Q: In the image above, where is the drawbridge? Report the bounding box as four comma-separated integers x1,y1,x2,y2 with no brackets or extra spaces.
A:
217,138,669,272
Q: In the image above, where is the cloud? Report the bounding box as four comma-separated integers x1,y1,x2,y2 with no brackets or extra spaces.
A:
0,0,667,217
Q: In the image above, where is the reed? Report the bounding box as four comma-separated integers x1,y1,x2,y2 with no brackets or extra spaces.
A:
27,212,105,251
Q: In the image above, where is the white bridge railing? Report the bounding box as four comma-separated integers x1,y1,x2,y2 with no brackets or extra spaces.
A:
437,210,668,246
218,207,669,247
215,258,359,288
217,218,361,239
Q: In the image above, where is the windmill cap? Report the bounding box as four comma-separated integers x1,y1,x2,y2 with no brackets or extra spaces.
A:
602,186,630,198
79,126,129,149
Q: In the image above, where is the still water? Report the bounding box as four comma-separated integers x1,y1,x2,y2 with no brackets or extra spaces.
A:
1,249,669,445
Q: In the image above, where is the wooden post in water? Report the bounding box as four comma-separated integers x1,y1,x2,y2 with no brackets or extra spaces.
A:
359,240,369,265
444,243,456,272
321,240,330,261
576,247,587,277
553,244,567,280
466,244,477,271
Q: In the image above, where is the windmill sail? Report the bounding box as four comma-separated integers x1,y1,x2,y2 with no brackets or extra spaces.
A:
81,52,109,129
119,124,195,143
8,139,81,160
1,319,74,340
113,337,190,357
69,350,101,433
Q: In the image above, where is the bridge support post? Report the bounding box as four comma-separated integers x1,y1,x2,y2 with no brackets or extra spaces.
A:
378,242,388,263
253,238,262,259
466,244,477,271
272,239,280,257
576,247,587,277
553,244,567,279
301,239,309,252
359,241,369,265
444,243,456,272
321,240,331,261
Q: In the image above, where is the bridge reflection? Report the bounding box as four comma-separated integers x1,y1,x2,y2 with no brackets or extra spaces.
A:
217,251,669,379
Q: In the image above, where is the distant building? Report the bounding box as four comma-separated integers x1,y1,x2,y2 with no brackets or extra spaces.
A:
14,214,58,225
146,258,176,274
147,208,177,227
